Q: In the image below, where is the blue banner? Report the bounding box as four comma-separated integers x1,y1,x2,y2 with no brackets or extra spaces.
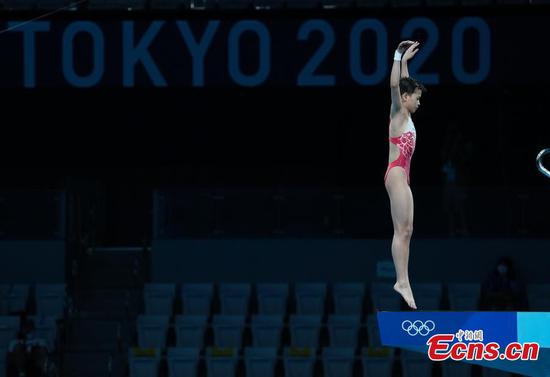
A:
377,311,517,348
0,15,500,88
0,13,546,88
377,311,550,376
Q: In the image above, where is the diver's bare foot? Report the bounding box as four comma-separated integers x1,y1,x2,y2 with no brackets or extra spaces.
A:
394,282,417,309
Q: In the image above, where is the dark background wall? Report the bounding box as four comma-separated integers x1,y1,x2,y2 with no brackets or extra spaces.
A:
0,9,548,264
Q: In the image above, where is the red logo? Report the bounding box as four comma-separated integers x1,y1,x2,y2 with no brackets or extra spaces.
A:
427,334,539,361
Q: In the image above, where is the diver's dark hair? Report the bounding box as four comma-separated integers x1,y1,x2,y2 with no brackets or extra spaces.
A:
399,77,426,96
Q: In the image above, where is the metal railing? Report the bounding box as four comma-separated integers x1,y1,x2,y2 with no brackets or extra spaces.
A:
537,148,550,179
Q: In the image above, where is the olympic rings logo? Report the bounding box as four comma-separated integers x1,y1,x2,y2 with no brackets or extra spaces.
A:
401,320,436,336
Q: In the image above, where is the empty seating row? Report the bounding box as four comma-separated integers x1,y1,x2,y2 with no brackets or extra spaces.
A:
141,282,490,316
135,313,384,349
128,346,504,377
0,315,59,353
145,281,550,314
0,284,66,318
145,283,346,316
128,346,397,377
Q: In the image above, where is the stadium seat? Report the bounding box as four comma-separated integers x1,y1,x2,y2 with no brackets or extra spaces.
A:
257,283,289,316
322,347,355,377
174,315,208,348
144,283,176,316
441,360,472,377
211,315,245,348
181,284,214,316
527,284,550,311
29,316,58,351
36,284,66,319
401,349,433,377
244,347,278,377
6,284,29,314
448,283,480,311
167,347,201,377
219,283,251,315
0,285,10,315
327,315,360,348
332,283,365,316
295,283,326,315
413,283,442,311
128,347,161,377
136,315,170,348
365,314,381,347
361,347,394,377
370,283,400,312
284,347,316,377
289,315,322,348
481,367,513,377
206,347,238,377
250,314,284,348
0,316,20,352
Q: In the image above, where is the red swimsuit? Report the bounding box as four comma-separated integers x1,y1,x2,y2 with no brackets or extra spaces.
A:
384,116,416,185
